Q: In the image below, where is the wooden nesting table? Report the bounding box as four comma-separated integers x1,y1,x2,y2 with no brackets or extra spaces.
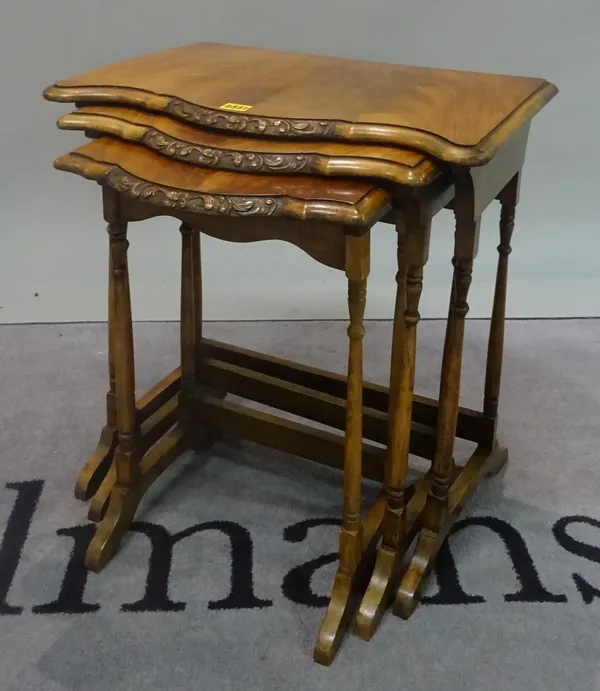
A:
43,42,557,665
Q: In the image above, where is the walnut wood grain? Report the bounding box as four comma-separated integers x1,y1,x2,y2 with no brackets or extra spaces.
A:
48,40,551,655
393,442,508,619
85,191,142,570
354,204,431,641
57,106,440,186
43,42,557,164
198,356,432,461
74,244,118,500
179,222,197,446
53,138,391,228
424,185,482,537
106,211,138,488
199,337,490,446
195,393,385,481
484,173,519,422
314,233,370,665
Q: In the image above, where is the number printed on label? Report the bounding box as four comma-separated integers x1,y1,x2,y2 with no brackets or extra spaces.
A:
219,103,253,112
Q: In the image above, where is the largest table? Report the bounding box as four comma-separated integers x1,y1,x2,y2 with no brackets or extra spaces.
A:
44,42,558,665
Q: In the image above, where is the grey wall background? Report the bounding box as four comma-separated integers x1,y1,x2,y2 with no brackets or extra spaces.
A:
1,0,598,323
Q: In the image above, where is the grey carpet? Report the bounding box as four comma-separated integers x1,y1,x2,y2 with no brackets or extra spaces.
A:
1,319,599,691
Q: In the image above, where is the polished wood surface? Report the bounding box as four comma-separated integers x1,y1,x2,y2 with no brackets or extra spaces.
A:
354,204,431,640
74,246,117,500
391,196,481,615
314,234,369,665
58,106,439,186
45,40,556,664
178,222,200,448
52,128,531,663
43,42,557,164
55,138,520,660
54,137,391,227
85,189,139,571
484,174,519,421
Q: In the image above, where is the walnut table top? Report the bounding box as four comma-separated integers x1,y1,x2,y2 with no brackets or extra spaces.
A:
43,42,557,165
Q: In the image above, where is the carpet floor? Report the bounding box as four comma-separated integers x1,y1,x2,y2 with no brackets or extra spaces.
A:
1,319,599,691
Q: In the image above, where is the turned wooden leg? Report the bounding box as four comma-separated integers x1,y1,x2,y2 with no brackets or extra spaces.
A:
192,228,204,382
394,208,480,619
314,233,370,666
482,172,519,474
85,200,141,571
428,252,475,529
355,210,431,639
340,278,367,573
180,224,220,449
179,223,197,444
74,247,118,500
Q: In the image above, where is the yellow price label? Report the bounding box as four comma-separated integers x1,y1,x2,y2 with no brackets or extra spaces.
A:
219,102,253,112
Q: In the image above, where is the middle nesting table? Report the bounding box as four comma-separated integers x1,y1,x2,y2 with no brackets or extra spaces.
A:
50,102,509,666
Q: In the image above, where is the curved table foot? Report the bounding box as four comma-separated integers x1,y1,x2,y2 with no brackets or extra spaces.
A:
86,411,218,524
354,544,398,640
392,443,509,620
394,528,442,619
85,483,141,572
75,424,117,501
313,553,375,666
84,425,187,572
354,470,443,639
484,443,509,477
313,494,390,666
88,462,117,522
84,372,183,520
